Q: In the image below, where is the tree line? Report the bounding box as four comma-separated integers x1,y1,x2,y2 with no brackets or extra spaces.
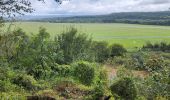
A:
28,11,170,26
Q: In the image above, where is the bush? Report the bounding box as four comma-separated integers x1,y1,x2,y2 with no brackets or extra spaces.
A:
93,68,109,99
106,56,127,66
98,68,108,86
12,74,38,91
144,55,166,72
73,61,96,86
0,67,16,92
51,64,72,77
0,80,12,92
0,92,26,100
92,41,111,62
136,73,170,99
0,67,9,81
110,77,137,100
27,64,52,79
142,42,170,51
110,44,127,57
57,28,93,64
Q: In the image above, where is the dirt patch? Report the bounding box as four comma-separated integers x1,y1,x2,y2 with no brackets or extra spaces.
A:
104,64,149,79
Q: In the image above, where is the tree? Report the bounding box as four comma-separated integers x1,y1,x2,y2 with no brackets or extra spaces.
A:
56,28,93,64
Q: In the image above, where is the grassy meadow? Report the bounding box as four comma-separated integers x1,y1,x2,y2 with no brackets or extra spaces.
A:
4,22,170,49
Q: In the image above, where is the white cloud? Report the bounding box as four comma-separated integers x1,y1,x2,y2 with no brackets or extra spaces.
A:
30,0,170,15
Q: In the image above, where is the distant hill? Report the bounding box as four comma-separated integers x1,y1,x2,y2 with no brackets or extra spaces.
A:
26,11,170,25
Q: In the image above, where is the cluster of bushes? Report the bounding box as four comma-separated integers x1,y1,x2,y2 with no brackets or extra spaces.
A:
0,27,169,99
107,50,169,72
0,27,128,99
0,27,127,78
143,42,170,52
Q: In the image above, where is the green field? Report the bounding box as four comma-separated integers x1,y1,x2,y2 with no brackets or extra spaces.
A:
4,22,170,49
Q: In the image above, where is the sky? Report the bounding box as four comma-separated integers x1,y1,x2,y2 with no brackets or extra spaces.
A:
30,0,170,15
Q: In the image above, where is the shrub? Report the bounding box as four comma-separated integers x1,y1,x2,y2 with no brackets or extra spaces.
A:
93,68,109,99
0,67,9,81
110,77,137,100
110,44,127,57
136,74,170,99
51,64,72,77
12,74,38,91
0,93,26,100
57,28,93,64
144,55,166,72
73,61,96,86
142,42,170,51
92,41,111,62
98,68,108,86
27,63,52,79
106,56,127,66
0,67,16,92
0,80,12,92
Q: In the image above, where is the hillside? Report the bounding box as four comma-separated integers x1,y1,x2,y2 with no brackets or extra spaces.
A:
27,11,170,25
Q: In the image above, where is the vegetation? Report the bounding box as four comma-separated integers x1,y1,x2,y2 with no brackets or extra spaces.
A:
1,1,169,100
4,22,170,49
110,77,137,100
143,42,170,52
29,11,170,26
73,61,96,86
0,25,170,99
110,44,127,57
0,20,170,100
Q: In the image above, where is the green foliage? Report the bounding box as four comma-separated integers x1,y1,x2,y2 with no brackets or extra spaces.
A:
51,64,72,77
0,67,9,81
110,77,137,100
0,80,13,92
92,41,111,62
143,42,170,51
0,67,17,92
93,68,109,99
110,44,127,57
73,61,96,86
9,28,63,79
93,82,106,99
144,55,166,72
12,74,38,91
57,28,94,64
1,25,170,99
98,68,109,86
127,52,145,70
0,92,26,100
136,73,170,99
0,28,27,63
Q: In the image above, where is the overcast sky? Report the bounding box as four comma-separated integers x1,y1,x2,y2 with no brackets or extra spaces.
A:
30,0,170,15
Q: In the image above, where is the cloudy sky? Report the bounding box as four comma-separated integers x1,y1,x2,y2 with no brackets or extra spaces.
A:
30,0,170,15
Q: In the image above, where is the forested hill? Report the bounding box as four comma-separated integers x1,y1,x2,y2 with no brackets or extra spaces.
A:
28,11,170,25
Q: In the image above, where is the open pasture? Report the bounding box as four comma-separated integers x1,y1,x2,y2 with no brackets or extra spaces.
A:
4,22,170,49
